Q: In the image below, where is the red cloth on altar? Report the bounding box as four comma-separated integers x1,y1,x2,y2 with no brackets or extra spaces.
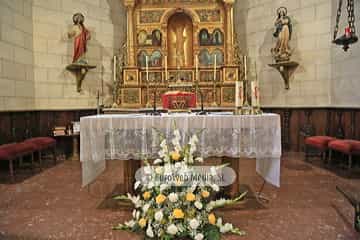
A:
73,26,90,63
162,91,196,109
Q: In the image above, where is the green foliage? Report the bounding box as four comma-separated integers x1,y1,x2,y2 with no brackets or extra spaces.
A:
204,224,221,240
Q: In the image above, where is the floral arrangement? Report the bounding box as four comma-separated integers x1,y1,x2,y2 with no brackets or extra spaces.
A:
114,128,246,239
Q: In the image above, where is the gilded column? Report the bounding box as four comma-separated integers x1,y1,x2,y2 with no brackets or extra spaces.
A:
224,0,235,64
124,1,136,66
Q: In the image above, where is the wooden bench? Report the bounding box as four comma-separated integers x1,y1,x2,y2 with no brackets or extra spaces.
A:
0,137,56,182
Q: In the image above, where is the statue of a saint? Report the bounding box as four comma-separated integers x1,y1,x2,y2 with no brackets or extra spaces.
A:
271,7,292,62
68,13,91,64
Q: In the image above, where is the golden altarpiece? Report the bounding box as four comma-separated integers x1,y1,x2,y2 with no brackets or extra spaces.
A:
117,0,240,108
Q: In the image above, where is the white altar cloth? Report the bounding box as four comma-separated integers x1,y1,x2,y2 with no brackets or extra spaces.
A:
80,113,282,188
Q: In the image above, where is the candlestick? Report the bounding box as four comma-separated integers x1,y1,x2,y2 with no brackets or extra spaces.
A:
146,55,149,82
165,55,168,81
243,55,247,80
195,56,199,81
235,81,243,108
113,56,117,83
211,55,218,107
213,55,217,81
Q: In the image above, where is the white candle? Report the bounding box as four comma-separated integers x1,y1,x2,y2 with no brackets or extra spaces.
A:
195,56,199,81
251,81,259,107
165,55,168,81
235,80,243,107
146,55,149,82
113,56,117,83
213,55,217,82
243,56,247,80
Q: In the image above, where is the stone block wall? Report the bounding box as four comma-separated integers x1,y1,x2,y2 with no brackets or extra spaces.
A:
32,0,126,110
234,0,333,107
0,0,35,110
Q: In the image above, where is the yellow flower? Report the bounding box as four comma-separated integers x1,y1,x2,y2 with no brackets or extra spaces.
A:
156,194,167,204
143,191,151,200
170,151,181,161
208,213,216,225
186,192,196,202
173,208,185,219
138,218,147,228
201,190,210,198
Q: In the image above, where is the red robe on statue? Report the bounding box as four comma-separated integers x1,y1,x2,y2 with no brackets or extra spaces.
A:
73,26,90,63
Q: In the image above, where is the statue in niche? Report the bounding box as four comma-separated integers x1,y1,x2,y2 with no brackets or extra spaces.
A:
67,13,91,64
271,7,292,62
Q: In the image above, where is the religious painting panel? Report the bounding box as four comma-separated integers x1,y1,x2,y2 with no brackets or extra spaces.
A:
199,29,211,46
122,88,141,107
212,49,224,65
141,71,163,84
221,87,235,106
212,29,224,45
137,51,148,68
223,67,238,82
137,30,147,46
199,49,211,66
168,70,193,83
150,50,162,67
196,9,221,22
137,30,162,47
123,69,139,85
199,70,221,83
152,30,162,46
139,10,165,24
199,88,217,105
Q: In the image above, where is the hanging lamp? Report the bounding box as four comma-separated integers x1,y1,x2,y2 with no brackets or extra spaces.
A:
333,0,358,51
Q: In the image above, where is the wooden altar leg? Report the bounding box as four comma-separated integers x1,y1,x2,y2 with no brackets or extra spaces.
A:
123,160,141,194
221,157,240,198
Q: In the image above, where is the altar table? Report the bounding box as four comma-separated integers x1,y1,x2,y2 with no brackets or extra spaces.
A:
80,113,282,189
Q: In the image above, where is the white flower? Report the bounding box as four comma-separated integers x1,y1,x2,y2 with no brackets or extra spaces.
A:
155,166,164,174
160,183,168,192
127,194,142,208
195,157,203,163
148,181,155,189
142,204,150,214
194,201,203,210
190,134,198,144
132,210,140,220
194,233,204,240
160,139,167,148
220,223,233,233
167,224,178,235
216,217,223,227
168,193,178,202
189,219,200,230
125,220,135,228
134,181,141,190
211,184,220,192
154,158,163,164
144,166,153,175
146,225,154,238
154,211,163,222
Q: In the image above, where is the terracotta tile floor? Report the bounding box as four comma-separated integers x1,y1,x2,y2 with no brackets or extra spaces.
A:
0,153,359,240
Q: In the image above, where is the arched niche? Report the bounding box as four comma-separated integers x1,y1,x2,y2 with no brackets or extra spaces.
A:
167,12,194,67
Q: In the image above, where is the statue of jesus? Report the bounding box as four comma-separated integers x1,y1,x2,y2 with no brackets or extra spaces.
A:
67,13,91,64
